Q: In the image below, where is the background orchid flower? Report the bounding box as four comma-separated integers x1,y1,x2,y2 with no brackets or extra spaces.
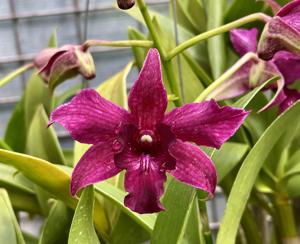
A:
258,0,300,60
209,28,300,112
49,48,248,214
34,44,95,90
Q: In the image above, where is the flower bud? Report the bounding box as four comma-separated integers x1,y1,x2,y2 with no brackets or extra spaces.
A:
34,45,95,90
117,0,135,10
258,0,300,60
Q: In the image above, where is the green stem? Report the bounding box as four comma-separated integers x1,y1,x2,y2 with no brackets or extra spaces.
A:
195,52,258,102
0,63,33,88
136,0,182,105
166,13,271,60
273,195,299,244
198,191,213,244
82,39,153,50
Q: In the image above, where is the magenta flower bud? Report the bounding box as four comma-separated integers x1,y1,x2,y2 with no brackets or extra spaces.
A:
117,0,135,10
258,0,300,60
34,45,95,90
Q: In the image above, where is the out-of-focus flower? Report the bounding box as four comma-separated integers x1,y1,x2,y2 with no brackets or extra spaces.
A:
117,0,135,9
258,0,300,60
210,28,300,112
34,45,95,90
49,48,248,214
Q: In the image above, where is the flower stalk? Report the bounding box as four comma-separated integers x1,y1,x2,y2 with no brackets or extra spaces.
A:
82,39,153,50
0,63,33,88
195,52,258,102
273,195,299,244
166,13,271,61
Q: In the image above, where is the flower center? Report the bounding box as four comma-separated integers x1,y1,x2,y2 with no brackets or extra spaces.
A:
112,139,123,153
140,134,153,143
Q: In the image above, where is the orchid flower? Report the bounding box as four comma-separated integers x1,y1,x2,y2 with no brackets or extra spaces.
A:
209,28,300,113
258,0,300,60
49,48,248,214
34,44,95,89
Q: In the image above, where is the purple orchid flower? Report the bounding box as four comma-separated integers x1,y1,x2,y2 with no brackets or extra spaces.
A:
209,28,300,113
49,49,248,214
34,44,95,89
258,0,300,60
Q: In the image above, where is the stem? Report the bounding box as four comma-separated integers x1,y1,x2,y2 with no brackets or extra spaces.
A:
273,195,299,244
0,63,33,88
195,52,258,102
82,39,153,50
136,0,182,105
166,13,271,60
198,191,213,244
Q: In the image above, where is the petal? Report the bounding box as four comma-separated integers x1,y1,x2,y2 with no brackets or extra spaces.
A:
273,51,300,85
128,48,168,130
70,142,121,196
123,154,166,214
207,61,252,101
50,89,130,144
164,101,248,149
230,28,258,56
168,140,217,196
277,0,300,32
279,88,300,113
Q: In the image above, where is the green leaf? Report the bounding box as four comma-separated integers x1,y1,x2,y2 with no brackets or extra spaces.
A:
151,180,196,244
53,84,82,108
0,189,25,244
4,97,27,152
0,149,76,208
68,186,100,244
0,139,11,150
39,201,73,244
216,101,300,244
24,71,51,129
94,182,156,233
213,142,249,183
207,0,226,79
48,29,58,48
26,105,65,165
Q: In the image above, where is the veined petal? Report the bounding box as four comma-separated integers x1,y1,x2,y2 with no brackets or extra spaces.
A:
50,89,130,144
230,28,258,56
168,140,217,196
273,51,300,85
123,154,166,214
164,101,248,149
70,142,121,196
128,48,168,130
277,0,300,32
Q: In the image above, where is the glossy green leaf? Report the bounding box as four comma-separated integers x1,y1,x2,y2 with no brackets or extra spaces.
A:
0,149,76,208
213,142,249,183
4,97,27,152
0,189,25,244
39,201,73,244
216,101,300,244
94,181,156,233
207,0,226,79
27,105,65,164
151,180,196,244
68,186,100,244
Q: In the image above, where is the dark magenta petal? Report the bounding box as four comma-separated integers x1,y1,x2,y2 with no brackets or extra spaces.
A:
277,0,300,30
123,154,166,214
128,48,168,130
230,28,258,56
279,88,300,114
164,101,248,149
50,89,130,144
273,51,300,85
168,140,217,196
70,142,121,196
